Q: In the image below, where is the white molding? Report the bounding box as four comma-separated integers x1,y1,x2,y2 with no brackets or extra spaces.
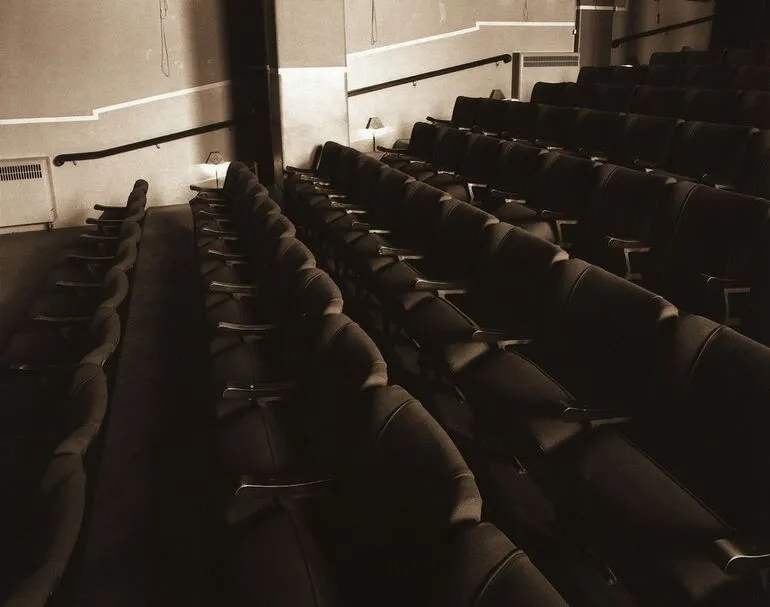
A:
0,80,230,126
277,67,348,75
578,5,627,11
348,21,575,58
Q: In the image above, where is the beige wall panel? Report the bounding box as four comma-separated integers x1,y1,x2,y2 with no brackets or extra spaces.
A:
345,0,575,53
279,68,350,168
276,0,347,67
348,25,575,90
0,0,227,119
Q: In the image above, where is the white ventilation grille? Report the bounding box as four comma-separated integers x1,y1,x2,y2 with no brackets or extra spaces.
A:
0,163,44,182
0,158,55,230
523,54,581,68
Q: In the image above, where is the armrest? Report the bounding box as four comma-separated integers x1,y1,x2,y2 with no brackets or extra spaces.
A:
712,538,770,575
314,189,346,198
79,233,118,241
605,237,646,249
701,274,752,328
85,217,123,225
206,249,244,260
56,280,101,289
329,201,364,211
605,237,650,281
561,402,632,425
632,158,658,171
412,278,466,292
378,246,424,260
222,379,299,399
426,116,451,126
700,174,736,191
538,209,569,220
32,315,92,324
234,474,335,500
67,253,115,262
8,362,80,373
470,328,533,347
489,188,527,204
350,221,391,234
284,165,314,174
208,281,259,294
197,209,229,219
534,140,564,151
93,204,126,213
201,226,238,237
190,184,223,193
217,322,277,337
377,145,410,155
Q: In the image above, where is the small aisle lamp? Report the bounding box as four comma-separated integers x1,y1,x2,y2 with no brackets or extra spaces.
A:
365,117,384,152
206,151,226,187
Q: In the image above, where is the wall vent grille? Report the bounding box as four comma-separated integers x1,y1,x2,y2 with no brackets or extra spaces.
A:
0,163,44,182
0,157,55,229
523,55,581,68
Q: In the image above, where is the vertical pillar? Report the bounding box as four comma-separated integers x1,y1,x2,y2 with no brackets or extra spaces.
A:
223,0,282,186
274,0,350,173
576,1,617,66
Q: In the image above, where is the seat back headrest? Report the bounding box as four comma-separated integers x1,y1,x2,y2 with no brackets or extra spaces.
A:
344,385,481,547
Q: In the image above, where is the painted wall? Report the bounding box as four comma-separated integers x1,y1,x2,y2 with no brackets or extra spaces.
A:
612,0,715,64
275,0,350,170
344,0,577,150
0,0,232,229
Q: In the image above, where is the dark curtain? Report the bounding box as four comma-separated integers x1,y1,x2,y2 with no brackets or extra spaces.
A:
711,0,770,50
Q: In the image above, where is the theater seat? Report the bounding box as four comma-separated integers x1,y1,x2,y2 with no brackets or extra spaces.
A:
455,259,678,459
571,164,672,280
552,315,770,606
0,454,86,607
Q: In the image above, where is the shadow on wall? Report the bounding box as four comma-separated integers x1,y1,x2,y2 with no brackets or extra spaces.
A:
186,0,235,185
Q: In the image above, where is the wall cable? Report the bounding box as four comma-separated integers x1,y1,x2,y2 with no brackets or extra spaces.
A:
159,0,171,77
371,0,378,45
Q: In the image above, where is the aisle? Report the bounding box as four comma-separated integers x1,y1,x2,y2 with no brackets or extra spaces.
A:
75,206,217,607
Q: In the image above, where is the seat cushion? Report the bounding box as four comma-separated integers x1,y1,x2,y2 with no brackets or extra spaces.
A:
217,400,295,476
456,350,583,455
365,261,434,316
230,505,340,607
402,296,490,374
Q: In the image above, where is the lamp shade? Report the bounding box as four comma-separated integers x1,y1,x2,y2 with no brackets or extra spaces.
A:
365,117,384,130
206,151,225,165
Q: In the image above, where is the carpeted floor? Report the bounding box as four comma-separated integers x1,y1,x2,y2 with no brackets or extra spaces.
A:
0,227,83,353
75,205,217,607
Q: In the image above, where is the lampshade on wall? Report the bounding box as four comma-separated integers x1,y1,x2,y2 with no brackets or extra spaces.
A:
365,117,385,151
205,150,226,187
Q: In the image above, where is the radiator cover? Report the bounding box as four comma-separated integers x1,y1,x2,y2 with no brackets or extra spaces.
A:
0,157,55,230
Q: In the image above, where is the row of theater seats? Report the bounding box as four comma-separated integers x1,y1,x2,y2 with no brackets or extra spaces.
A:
649,48,770,67
531,81,770,127
415,97,770,198
575,63,770,90
0,180,147,606
283,142,770,606
370,120,770,347
186,162,569,606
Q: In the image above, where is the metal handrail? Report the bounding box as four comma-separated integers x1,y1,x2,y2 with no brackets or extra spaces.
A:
348,54,512,97
53,119,235,166
611,15,715,49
